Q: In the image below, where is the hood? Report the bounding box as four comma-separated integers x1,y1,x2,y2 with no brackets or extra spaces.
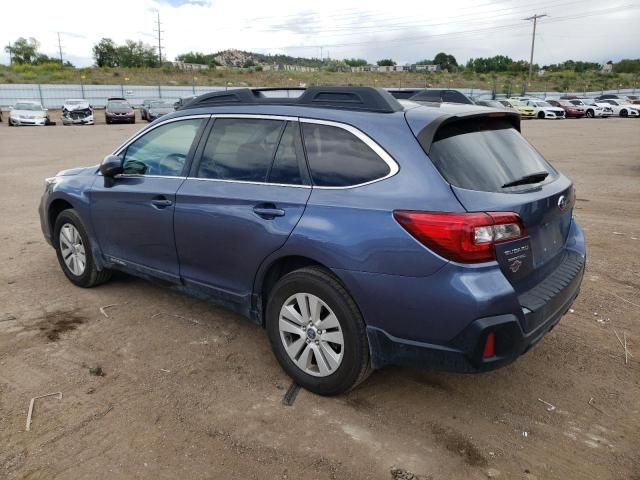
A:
107,107,133,113
12,109,46,117
149,107,174,115
64,102,91,111
56,165,99,177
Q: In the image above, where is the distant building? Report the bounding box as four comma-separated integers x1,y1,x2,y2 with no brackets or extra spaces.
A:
262,63,318,72
601,62,613,74
172,61,209,71
414,64,441,72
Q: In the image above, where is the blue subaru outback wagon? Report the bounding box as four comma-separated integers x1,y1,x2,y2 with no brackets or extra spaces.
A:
39,87,585,395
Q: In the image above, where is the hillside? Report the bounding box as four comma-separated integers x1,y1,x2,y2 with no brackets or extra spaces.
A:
0,63,636,95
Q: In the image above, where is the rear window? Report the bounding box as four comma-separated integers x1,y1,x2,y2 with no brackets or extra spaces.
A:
428,119,557,192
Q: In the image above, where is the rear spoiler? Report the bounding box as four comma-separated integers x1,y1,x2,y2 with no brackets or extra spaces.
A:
416,111,521,153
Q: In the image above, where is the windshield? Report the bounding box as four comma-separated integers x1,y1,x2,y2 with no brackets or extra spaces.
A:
534,101,551,107
427,119,557,193
66,100,85,105
108,101,130,109
150,101,172,108
14,103,42,111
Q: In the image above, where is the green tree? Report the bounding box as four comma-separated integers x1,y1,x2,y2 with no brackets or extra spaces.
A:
115,40,159,68
433,52,458,71
376,58,396,66
93,38,119,67
343,58,368,67
614,59,640,73
5,37,40,64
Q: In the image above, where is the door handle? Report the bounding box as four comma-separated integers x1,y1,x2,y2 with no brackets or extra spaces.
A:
151,197,173,209
253,204,285,219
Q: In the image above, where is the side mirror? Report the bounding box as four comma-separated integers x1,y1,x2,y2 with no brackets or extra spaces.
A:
100,155,123,187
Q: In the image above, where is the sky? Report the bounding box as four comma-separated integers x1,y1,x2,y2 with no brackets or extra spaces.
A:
1,0,639,68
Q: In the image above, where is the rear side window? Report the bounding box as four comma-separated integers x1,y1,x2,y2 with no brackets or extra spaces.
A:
427,119,557,192
301,123,390,187
198,118,283,182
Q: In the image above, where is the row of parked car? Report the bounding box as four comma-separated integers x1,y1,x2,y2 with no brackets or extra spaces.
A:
2,90,639,127
388,88,640,119
1,96,178,126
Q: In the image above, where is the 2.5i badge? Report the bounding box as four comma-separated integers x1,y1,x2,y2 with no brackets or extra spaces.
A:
494,237,533,280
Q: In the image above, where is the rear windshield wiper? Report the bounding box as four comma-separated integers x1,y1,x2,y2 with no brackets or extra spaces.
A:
502,171,549,188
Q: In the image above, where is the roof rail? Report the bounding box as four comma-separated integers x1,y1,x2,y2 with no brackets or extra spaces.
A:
180,86,403,113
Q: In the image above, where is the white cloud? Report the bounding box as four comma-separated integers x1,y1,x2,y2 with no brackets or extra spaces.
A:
1,0,638,67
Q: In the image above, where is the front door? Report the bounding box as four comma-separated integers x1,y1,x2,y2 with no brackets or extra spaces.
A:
91,117,207,280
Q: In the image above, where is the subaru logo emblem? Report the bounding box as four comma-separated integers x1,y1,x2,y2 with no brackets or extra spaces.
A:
557,195,568,211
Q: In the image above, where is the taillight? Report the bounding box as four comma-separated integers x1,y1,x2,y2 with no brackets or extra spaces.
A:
482,332,496,358
393,211,526,263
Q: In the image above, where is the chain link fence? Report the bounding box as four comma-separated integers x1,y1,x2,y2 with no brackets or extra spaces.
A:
0,83,637,109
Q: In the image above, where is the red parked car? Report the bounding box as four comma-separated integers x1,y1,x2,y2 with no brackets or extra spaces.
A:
547,99,585,118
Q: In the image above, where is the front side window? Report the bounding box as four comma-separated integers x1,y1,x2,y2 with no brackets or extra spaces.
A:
197,118,284,182
123,119,203,176
301,123,390,187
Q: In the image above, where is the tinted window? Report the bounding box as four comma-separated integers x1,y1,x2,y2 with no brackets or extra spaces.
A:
123,119,203,176
198,118,283,182
302,123,390,187
442,90,473,104
428,119,557,193
268,122,306,185
411,90,442,102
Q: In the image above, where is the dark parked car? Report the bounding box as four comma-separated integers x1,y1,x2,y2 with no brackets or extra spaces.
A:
174,96,196,110
145,100,174,122
105,97,135,124
387,89,425,99
39,87,585,395
409,88,475,104
140,99,160,121
546,99,585,118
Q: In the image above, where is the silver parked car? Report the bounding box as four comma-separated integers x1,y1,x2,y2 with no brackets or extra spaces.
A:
62,99,94,125
9,101,49,126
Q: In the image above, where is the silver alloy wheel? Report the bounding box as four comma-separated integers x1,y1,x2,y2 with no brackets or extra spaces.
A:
59,223,86,276
278,293,344,377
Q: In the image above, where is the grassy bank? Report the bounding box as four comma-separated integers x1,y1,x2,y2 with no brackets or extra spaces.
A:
0,63,638,93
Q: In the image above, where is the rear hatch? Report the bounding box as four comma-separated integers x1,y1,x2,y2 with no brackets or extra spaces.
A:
406,109,575,291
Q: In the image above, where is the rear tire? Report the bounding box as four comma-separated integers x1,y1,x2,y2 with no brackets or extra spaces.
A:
54,209,112,288
266,267,371,396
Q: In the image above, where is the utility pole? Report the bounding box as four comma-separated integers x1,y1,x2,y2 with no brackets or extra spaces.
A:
153,11,164,64
57,32,64,64
523,14,547,86
6,41,12,65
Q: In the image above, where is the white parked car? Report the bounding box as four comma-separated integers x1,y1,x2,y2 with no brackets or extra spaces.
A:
61,99,94,125
596,99,639,117
525,100,566,119
9,101,49,126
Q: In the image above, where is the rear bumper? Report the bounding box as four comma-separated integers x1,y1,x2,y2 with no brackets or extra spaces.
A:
368,251,584,371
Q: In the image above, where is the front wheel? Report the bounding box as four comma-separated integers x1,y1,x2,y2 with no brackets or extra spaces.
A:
620,109,628,117
586,109,594,118
537,111,545,119
266,267,371,396
54,210,112,288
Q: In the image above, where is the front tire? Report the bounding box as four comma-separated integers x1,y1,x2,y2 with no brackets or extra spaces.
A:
266,267,371,396
586,109,594,118
537,111,545,119
54,209,112,288
620,109,628,117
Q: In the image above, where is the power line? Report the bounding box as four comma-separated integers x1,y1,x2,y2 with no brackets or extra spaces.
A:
524,14,547,84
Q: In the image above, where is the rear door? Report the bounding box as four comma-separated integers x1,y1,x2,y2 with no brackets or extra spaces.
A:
174,116,311,305
410,114,574,288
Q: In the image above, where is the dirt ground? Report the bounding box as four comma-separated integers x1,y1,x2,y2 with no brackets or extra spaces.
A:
0,116,639,480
